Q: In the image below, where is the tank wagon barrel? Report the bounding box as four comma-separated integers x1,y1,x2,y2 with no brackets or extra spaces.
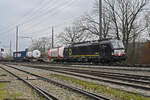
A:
48,47,64,61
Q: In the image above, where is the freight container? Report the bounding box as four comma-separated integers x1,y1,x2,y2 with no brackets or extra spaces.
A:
13,51,27,60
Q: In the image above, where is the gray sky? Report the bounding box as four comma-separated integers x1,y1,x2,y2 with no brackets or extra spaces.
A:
0,0,94,52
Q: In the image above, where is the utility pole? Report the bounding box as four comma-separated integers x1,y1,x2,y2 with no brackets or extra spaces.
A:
10,40,12,57
16,26,19,55
52,26,54,48
99,0,102,40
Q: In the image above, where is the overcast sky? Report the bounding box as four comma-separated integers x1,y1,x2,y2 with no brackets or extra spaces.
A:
0,0,94,52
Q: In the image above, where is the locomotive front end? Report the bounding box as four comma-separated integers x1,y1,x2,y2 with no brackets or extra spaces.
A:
111,40,127,61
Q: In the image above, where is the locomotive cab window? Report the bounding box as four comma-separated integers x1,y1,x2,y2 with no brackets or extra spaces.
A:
111,40,124,49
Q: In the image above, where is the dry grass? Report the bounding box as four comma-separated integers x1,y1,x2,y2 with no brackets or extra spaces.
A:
48,74,150,100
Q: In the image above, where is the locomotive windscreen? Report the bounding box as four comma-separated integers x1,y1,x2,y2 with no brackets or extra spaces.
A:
111,40,124,49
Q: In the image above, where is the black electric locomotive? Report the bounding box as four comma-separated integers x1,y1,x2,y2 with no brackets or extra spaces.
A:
63,39,126,63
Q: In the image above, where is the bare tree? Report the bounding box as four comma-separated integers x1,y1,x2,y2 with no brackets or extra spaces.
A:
58,0,148,53
57,20,90,45
104,0,148,51
82,0,148,51
30,37,52,53
80,0,112,39
145,12,150,37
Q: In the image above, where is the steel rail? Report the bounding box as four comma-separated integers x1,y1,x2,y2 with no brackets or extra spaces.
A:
52,69,150,84
7,64,150,91
4,64,112,100
47,69,150,91
60,69,150,82
0,80,11,83
0,66,59,100
2,62,150,72
33,66,150,81
12,64,150,97
20,65,150,81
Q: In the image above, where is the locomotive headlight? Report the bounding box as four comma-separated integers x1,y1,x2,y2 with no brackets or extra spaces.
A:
113,50,119,56
112,52,114,55
113,50,125,56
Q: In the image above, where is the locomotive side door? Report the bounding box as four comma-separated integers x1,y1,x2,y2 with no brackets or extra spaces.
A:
100,44,111,58
100,44,106,58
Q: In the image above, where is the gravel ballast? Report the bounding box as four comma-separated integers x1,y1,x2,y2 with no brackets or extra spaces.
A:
1,64,90,100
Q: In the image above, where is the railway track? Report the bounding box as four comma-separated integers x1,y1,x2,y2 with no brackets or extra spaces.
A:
49,69,150,90
10,61,150,68
3,64,112,100
0,65,59,100
4,62,150,72
22,61,150,68
18,64,150,83
59,68,150,81
12,64,150,97
62,63,150,72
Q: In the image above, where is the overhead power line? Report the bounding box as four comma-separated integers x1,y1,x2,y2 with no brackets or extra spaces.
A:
18,0,48,24
21,15,81,35
19,0,57,25
21,27,50,35
21,0,77,31
0,0,82,39
0,0,49,33
20,0,75,27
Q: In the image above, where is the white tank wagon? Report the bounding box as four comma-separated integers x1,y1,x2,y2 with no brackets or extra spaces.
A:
26,50,41,59
25,50,41,62
48,47,65,59
32,50,41,58
26,52,32,58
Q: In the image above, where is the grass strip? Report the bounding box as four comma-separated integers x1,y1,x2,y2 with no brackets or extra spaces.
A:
0,83,22,100
48,74,150,100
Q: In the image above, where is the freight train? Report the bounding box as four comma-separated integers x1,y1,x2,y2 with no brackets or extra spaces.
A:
48,39,126,63
1,39,126,63
13,50,41,61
